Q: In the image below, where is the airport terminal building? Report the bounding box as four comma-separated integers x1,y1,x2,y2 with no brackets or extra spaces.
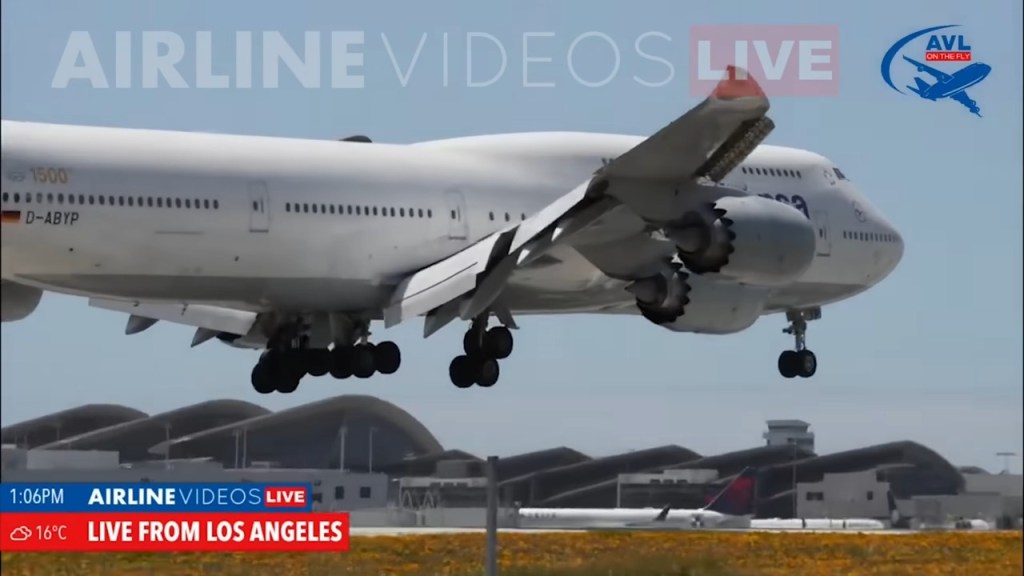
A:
2,396,1021,528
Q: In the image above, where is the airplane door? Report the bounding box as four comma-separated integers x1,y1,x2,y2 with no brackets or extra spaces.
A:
444,189,468,239
812,210,831,256
248,181,270,233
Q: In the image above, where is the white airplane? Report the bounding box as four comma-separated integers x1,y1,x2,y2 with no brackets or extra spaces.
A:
517,467,758,529
0,66,904,393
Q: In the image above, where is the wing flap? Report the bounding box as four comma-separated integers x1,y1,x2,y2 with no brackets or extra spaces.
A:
384,228,517,327
385,66,774,335
602,66,771,183
89,298,258,336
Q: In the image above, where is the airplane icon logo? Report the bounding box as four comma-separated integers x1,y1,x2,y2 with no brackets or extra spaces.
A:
903,57,990,117
880,25,991,118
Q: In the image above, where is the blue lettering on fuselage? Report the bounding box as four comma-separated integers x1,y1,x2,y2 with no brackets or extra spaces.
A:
759,193,809,219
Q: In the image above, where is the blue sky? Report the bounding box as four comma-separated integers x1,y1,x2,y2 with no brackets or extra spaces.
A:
2,0,1021,472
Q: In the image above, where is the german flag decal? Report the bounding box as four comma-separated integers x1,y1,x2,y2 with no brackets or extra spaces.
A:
1,210,22,223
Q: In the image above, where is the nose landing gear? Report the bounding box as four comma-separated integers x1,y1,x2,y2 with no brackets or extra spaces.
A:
778,308,819,379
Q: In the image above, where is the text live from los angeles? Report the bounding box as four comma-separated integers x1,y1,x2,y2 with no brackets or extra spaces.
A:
0,483,349,552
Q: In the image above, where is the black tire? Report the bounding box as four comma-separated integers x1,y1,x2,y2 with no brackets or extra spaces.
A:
796,350,817,378
329,346,353,379
778,350,799,379
474,357,500,387
374,341,401,375
449,356,475,388
463,330,483,355
306,349,331,377
483,327,514,360
351,345,376,379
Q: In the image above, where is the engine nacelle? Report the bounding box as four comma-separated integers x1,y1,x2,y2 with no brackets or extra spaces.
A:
651,276,769,335
1,281,43,322
665,195,817,287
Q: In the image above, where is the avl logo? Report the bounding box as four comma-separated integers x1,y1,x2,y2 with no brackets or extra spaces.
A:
880,25,991,118
689,25,839,97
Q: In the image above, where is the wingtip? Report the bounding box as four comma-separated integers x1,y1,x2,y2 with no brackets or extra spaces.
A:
711,66,766,100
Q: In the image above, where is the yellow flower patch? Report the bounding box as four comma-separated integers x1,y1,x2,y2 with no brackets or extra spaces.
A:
2,531,1020,575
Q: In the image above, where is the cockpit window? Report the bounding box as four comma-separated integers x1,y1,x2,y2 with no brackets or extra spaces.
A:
833,167,848,180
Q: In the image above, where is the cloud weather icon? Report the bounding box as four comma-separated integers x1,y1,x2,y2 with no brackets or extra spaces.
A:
9,526,32,541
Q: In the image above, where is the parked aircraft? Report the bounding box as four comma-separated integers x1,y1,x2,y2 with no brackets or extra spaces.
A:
1,66,904,393
517,468,757,529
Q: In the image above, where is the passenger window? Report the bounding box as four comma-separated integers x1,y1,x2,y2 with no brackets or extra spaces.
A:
399,208,405,217
12,193,19,202
1,192,7,202
57,193,64,204
185,199,191,209
127,197,133,206
505,212,510,222
489,212,494,221
334,486,345,499
99,196,106,205
359,486,372,499
204,199,210,209
418,208,424,218
69,194,76,205
312,204,318,214
389,207,395,217
428,209,433,218
372,206,378,216
147,198,153,207
451,210,457,219
213,200,219,209
329,205,335,214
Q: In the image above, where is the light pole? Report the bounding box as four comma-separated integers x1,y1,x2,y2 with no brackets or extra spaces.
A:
338,425,348,471
368,427,377,473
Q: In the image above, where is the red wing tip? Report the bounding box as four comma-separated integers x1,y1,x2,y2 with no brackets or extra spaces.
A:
711,66,766,100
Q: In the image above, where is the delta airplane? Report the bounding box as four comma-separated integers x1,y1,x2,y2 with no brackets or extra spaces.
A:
519,479,903,532
0,66,904,393
517,468,757,530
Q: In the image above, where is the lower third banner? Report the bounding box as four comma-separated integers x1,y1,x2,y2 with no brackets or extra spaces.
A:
0,512,349,552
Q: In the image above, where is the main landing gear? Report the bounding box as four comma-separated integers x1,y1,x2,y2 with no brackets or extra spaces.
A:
778,308,819,379
449,318,514,389
251,338,402,394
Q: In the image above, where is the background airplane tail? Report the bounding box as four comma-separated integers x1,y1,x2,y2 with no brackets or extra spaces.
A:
906,77,930,96
703,467,757,516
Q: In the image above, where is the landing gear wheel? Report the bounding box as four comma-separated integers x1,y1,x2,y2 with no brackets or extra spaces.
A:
795,350,817,378
474,357,500,387
329,346,353,379
483,327,514,360
251,362,276,394
449,356,476,388
351,344,377,379
463,330,482,356
306,349,331,377
374,341,402,375
778,350,799,379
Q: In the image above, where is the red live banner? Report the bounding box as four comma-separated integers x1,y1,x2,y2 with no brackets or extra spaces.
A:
0,512,349,552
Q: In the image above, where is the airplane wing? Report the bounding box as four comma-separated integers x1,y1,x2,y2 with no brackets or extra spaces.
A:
88,297,261,347
384,66,774,336
901,56,952,83
949,90,982,116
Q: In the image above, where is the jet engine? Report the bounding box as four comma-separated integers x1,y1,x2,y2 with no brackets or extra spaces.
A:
1,281,43,322
639,275,769,335
665,196,817,287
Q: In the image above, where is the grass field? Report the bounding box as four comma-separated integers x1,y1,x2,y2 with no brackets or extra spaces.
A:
2,531,1021,575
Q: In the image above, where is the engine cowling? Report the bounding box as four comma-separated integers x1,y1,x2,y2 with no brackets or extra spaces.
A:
641,275,769,335
1,281,43,322
665,195,817,287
